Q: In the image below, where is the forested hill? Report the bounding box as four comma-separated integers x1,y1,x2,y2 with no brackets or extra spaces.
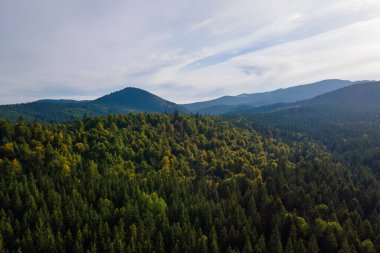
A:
0,87,187,123
94,87,188,113
183,79,353,113
243,82,380,177
235,81,380,115
302,81,380,111
1,113,379,252
0,80,373,122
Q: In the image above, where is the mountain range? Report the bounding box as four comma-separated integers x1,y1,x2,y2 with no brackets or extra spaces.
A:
233,81,380,115
0,79,379,123
182,79,355,114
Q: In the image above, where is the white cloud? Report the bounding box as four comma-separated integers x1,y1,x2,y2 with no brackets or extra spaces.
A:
1,0,380,103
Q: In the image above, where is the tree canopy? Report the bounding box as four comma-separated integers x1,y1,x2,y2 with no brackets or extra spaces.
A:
0,113,379,252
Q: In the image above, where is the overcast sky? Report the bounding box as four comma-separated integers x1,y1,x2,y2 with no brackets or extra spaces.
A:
1,0,380,104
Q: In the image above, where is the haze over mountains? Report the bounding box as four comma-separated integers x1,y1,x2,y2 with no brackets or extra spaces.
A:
183,79,356,114
0,79,378,123
301,81,380,111
232,81,380,114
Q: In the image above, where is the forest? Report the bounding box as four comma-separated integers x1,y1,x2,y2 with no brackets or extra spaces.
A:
1,113,379,252
245,105,380,177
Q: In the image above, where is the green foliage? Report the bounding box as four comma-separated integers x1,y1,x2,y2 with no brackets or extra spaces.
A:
245,83,380,177
361,239,376,253
0,113,379,252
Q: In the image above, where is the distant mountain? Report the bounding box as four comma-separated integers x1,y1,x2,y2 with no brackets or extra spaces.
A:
0,87,188,123
94,87,187,113
1,80,376,123
301,81,380,110
235,81,380,115
184,79,354,113
35,99,89,104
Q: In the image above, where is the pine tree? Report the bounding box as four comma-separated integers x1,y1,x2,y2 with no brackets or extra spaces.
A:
307,235,319,253
374,235,380,253
73,228,83,253
270,227,283,253
209,226,220,253
155,232,165,253
242,235,253,253
338,238,350,253
197,235,208,253
127,224,138,253
0,234,4,253
323,231,338,253
285,238,294,253
255,235,267,253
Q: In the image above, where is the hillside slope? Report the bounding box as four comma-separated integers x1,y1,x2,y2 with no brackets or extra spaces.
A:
236,81,380,115
184,79,354,113
303,81,380,111
242,81,380,176
0,114,379,252
94,87,188,113
0,87,187,123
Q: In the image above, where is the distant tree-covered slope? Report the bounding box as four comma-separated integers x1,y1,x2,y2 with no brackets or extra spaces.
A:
94,87,189,113
184,79,354,113
0,87,188,123
235,81,380,114
34,99,89,104
0,102,106,123
242,82,380,176
0,113,379,252
302,81,380,111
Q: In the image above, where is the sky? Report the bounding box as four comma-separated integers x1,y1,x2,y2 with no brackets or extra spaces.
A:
1,0,380,104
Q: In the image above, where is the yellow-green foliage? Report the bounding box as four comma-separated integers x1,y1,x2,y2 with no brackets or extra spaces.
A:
0,113,379,252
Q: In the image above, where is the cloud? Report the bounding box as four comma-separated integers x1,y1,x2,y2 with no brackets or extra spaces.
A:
185,19,215,34
1,0,380,104
238,66,265,76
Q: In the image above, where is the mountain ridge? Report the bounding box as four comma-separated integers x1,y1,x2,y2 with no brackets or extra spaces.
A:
0,86,188,123
94,87,186,113
0,79,378,122
183,79,354,113
233,81,380,115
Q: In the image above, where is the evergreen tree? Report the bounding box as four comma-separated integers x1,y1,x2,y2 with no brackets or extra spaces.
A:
307,235,319,253
322,231,338,253
269,228,283,253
